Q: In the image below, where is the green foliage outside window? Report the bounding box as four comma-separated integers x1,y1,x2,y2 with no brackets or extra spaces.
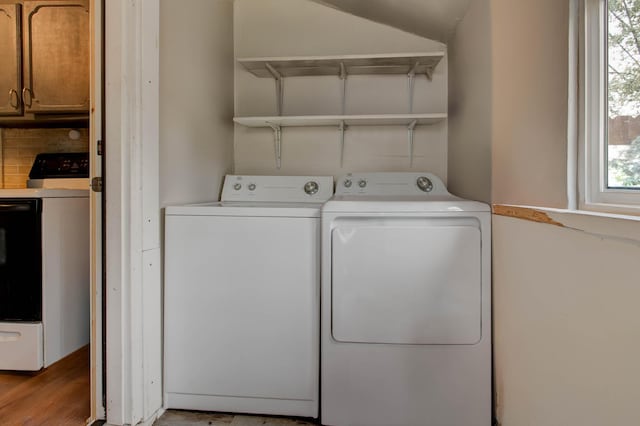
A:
608,0,640,188
610,137,640,185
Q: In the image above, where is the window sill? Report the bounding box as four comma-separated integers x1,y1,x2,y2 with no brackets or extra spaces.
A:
493,204,640,244
579,201,640,218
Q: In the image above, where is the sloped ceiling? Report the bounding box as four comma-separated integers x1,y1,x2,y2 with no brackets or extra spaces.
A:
312,0,472,43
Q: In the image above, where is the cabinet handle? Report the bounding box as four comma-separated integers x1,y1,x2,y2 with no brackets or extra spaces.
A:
8,89,19,109
22,87,33,108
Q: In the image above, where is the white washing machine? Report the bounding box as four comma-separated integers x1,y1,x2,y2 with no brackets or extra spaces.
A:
321,172,491,426
164,175,333,418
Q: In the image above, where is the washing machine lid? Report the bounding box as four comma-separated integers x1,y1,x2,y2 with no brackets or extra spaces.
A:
325,172,489,213
165,201,324,218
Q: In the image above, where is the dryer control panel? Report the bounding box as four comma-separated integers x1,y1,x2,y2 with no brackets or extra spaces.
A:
335,172,449,196
221,175,334,203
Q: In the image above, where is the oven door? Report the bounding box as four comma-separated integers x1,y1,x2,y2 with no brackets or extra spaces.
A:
0,199,42,321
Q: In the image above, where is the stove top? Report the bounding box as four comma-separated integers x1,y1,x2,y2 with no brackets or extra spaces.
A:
28,152,89,180
26,152,90,190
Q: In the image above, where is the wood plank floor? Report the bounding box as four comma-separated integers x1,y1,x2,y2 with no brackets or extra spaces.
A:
0,345,90,425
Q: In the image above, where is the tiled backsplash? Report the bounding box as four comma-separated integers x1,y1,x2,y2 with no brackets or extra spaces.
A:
0,128,89,188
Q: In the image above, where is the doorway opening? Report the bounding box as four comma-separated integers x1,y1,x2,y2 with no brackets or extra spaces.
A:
0,0,103,423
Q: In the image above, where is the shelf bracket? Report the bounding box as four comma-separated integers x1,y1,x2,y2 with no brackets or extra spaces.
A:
407,61,419,113
407,119,417,167
339,62,347,115
425,64,435,81
268,122,282,169
338,120,347,167
265,62,284,116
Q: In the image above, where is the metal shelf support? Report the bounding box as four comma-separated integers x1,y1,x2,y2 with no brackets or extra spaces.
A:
338,120,347,167
339,62,347,115
265,62,284,116
407,61,419,114
407,119,417,167
425,65,435,81
268,122,282,169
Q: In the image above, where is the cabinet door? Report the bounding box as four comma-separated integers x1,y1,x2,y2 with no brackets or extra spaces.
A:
22,0,89,113
0,3,22,116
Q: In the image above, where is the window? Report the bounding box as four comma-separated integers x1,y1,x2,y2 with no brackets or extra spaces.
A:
580,0,640,211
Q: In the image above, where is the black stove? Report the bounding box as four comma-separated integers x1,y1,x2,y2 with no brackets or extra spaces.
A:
27,152,89,189
28,152,89,179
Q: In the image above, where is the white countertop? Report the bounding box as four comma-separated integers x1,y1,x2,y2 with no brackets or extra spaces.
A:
0,188,90,198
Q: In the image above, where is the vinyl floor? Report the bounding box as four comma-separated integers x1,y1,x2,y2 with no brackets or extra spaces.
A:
154,410,318,426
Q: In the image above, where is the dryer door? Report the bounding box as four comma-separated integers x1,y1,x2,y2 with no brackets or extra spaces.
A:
331,216,482,345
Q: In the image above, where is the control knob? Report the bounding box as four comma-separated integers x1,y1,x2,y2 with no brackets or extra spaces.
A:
233,183,242,191
248,183,256,191
304,181,319,195
358,179,367,188
416,176,433,192
343,179,352,188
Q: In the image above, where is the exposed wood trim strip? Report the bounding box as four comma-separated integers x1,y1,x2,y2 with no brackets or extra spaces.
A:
492,204,565,227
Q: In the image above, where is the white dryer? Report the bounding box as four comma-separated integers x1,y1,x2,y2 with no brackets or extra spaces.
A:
321,172,491,426
164,175,333,418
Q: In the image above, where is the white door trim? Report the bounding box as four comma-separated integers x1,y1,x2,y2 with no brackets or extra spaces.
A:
104,1,162,424
90,0,105,420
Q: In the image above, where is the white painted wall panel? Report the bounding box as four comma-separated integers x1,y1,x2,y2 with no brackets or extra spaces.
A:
494,215,640,426
104,1,126,422
142,2,160,250
234,0,443,58
160,0,234,205
142,247,162,419
234,124,448,181
447,0,492,203
491,0,569,207
42,197,90,367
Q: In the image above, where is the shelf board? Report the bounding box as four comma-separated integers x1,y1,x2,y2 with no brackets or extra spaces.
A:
237,53,444,78
233,114,447,128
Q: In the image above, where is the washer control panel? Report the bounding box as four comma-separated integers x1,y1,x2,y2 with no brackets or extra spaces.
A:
336,172,449,196
221,175,334,203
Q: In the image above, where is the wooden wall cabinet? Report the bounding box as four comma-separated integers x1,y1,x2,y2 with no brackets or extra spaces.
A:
0,2,22,116
0,0,89,123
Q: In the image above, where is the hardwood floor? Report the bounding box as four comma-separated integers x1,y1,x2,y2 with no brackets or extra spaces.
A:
0,345,90,425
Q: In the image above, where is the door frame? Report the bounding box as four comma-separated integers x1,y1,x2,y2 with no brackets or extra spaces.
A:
102,1,162,424
89,0,105,421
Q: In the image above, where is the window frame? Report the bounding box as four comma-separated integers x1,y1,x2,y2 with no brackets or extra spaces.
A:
578,0,640,213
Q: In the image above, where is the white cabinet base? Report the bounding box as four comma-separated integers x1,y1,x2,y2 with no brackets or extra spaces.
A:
0,322,43,371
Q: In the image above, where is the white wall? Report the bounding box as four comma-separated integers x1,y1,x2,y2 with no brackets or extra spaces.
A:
491,0,569,208
493,214,640,426
160,0,234,206
156,1,233,420
449,0,568,206
448,0,492,202
233,0,448,181
479,1,640,424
